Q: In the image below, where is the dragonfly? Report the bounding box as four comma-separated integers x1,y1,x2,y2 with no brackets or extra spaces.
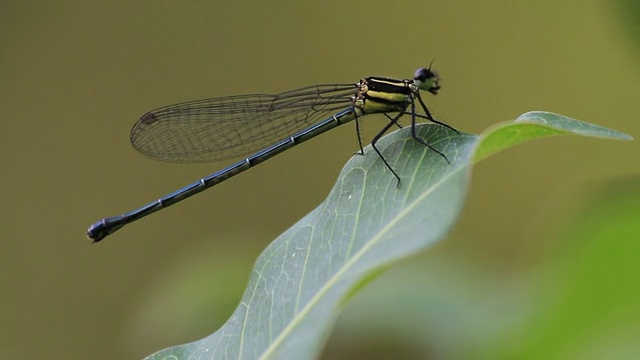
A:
87,66,458,242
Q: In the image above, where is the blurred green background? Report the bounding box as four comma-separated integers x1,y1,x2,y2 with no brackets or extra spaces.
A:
2,1,638,359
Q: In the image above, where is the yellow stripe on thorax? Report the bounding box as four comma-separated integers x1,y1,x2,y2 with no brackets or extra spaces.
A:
360,78,411,113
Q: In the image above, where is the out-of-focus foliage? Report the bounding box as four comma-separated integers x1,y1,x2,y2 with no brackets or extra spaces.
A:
615,1,640,52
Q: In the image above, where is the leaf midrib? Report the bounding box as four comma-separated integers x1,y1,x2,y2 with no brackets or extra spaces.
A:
258,158,470,359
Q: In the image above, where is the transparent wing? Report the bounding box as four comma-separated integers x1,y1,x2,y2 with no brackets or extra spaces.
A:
130,83,357,162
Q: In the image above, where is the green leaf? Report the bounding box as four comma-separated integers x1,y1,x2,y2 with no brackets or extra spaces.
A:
146,111,632,360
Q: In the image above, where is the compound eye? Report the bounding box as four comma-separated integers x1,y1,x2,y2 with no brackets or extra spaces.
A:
413,67,435,81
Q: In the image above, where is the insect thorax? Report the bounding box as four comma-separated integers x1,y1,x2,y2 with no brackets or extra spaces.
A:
353,76,416,115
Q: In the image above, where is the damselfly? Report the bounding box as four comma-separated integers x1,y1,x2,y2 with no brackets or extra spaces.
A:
87,66,458,242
